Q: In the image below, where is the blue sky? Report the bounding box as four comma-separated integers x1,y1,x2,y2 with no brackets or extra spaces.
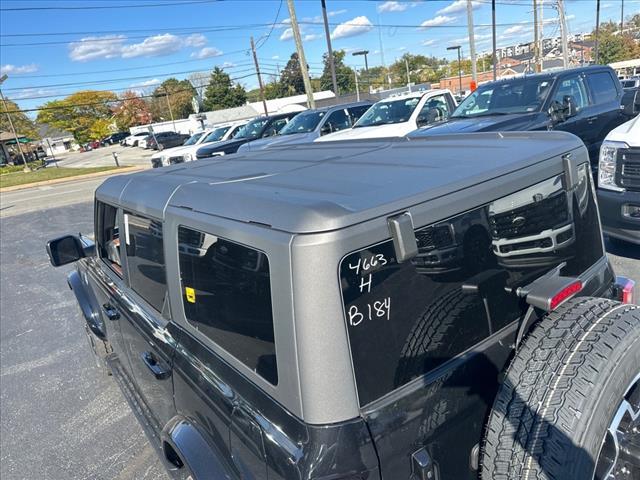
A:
1,0,638,113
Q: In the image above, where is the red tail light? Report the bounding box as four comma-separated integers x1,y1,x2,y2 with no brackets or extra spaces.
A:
549,281,583,310
615,276,635,304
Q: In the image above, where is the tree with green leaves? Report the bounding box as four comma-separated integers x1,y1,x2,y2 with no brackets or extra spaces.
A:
390,53,446,86
319,50,356,94
0,97,39,139
280,53,305,95
149,78,196,121
36,90,117,144
592,20,640,64
202,67,247,111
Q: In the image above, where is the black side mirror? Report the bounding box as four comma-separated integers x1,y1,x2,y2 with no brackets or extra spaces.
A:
548,101,566,124
46,234,94,267
320,123,333,135
563,95,578,118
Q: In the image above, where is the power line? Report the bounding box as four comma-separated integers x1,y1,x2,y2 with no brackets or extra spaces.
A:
0,0,216,12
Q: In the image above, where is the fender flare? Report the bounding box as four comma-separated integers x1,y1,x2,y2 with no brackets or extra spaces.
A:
161,416,233,480
67,270,106,340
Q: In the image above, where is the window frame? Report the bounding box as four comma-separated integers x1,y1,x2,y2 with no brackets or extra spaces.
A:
95,200,125,279
163,206,300,410
586,70,619,105
550,73,591,111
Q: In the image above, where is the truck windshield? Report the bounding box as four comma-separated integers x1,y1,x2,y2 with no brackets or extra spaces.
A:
452,77,553,118
354,97,421,127
183,132,204,146
279,111,325,135
202,126,230,143
234,118,269,139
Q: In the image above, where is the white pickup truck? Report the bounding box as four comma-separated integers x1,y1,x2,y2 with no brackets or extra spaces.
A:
316,89,456,142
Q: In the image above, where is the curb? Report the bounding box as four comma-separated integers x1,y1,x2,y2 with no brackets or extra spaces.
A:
0,165,147,193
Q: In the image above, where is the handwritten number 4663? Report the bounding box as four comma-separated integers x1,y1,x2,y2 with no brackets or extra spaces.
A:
348,253,387,276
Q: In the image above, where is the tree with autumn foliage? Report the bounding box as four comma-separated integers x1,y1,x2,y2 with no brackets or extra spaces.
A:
36,90,117,144
0,97,39,139
149,78,196,122
113,90,153,130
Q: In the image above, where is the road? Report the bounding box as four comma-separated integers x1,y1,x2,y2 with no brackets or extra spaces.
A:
0,175,637,480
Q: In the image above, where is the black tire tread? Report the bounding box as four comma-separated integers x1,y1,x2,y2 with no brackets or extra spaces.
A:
481,297,640,480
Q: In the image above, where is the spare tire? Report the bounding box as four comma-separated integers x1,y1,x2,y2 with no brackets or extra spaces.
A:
482,297,640,480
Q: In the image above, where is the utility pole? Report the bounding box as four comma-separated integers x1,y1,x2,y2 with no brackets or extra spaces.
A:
0,74,29,170
377,10,391,87
595,0,600,63
286,0,315,109
621,0,624,34
539,0,544,71
492,0,497,80
250,36,269,116
320,0,338,96
466,0,477,85
557,0,569,69
354,70,360,101
533,0,540,72
447,45,462,94
405,58,411,92
163,87,176,131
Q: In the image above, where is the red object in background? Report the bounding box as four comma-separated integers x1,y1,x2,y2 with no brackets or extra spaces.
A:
89,141,100,149
470,80,477,92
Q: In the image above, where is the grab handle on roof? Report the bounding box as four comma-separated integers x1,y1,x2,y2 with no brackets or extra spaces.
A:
388,212,418,263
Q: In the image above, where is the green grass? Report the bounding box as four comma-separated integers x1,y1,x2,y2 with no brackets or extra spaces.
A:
0,166,121,188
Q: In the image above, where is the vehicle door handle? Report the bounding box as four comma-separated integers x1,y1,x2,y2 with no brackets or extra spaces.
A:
141,351,171,380
102,303,120,321
586,116,598,123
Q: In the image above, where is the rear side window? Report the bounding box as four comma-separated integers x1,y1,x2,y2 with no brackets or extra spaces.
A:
178,227,277,385
325,109,351,132
340,167,603,406
588,72,618,103
348,105,371,124
124,212,168,313
96,202,122,277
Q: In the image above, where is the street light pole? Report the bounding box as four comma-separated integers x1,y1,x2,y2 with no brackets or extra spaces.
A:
447,45,462,94
162,87,176,131
352,50,369,92
0,74,29,170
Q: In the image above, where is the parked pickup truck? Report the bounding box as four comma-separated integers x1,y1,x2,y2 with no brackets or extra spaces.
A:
47,132,638,480
597,114,640,245
316,89,456,141
410,66,629,166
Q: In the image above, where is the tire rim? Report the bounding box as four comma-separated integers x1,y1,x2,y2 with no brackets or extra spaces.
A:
594,373,640,480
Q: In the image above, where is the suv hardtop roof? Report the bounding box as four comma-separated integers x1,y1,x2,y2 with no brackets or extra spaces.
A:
479,65,615,88
379,88,449,102
97,131,583,234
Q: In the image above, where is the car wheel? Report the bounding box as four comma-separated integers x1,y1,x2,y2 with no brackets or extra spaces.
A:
482,297,640,480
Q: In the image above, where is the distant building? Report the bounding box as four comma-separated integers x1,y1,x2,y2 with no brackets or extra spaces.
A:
37,125,76,156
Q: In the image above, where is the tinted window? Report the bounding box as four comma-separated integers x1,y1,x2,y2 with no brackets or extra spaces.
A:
97,202,122,277
348,105,372,124
263,118,289,137
203,126,231,143
355,97,421,127
235,118,269,139
417,94,451,126
341,165,603,406
552,75,589,110
178,227,277,385
324,109,351,133
279,111,326,134
183,132,204,146
588,71,618,103
124,212,168,313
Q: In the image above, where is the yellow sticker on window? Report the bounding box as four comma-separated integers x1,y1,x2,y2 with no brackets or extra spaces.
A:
185,287,196,303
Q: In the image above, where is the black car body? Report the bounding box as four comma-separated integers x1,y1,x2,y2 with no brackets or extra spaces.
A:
101,132,129,146
46,132,638,480
195,112,299,159
148,131,191,150
410,66,628,165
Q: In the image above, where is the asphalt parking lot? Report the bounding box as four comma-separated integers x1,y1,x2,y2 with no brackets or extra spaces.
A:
51,144,155,169
0,178,638,480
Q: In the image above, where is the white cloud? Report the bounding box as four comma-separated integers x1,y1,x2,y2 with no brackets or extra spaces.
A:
280,28,294,41
0,63,38,75
422,39,436,46
9,88,57,100
129,78,161,88
222,61,235,68
271,55,280,60
121,33,182,58
437,0,481,15
602,3,613,8
184,33,207,47
69,35,126,62
190,46,223,59
378,1,408,13
503,24,526,35
303,33,321,41
328,9,347,17
420,15,456,28
331,16,374,40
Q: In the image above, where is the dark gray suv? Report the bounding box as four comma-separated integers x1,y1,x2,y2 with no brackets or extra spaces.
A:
47,132,638,480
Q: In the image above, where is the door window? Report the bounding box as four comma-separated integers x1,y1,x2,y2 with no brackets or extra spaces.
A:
416,94,451,126
587,71,618,103
97,202,122,277
347,105,371,124
263,118,289,137
177,227,278,385
123,212,168,313
324,109,351,134
552,75,589,111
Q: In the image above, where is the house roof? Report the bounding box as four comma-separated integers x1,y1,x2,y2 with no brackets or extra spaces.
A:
37,124,73,140
95,131,584,234
0,131,25,142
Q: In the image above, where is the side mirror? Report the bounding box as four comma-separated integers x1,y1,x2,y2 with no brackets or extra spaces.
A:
548,101,566,124
563,95,578,118
46,234,94,267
